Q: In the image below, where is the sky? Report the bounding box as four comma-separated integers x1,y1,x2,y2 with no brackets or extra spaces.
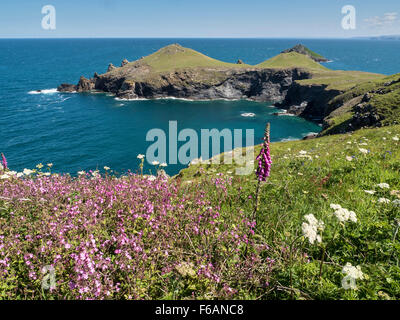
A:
0,0,399,38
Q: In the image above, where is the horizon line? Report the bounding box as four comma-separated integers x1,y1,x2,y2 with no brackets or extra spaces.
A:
0,36,393,40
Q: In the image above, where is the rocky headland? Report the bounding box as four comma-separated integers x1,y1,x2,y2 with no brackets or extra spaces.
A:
58,44,399,135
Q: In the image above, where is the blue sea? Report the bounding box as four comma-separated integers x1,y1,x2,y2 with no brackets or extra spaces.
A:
1,38,399,175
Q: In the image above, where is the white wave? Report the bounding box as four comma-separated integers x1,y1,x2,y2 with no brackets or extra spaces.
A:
28,88,58,95
114,97,147,101
241,113,256,117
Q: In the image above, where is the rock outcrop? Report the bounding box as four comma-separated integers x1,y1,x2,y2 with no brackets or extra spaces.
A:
282,44,329,63
57,44,385,130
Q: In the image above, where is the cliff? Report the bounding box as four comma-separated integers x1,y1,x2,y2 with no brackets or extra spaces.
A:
58,44,389,131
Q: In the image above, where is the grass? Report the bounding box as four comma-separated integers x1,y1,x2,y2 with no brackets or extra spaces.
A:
321,73,400,135
178,124,400,299
131,44,251,72
1,124,400,299
256,52,328,71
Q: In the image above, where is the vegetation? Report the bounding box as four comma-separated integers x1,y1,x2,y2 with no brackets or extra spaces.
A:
1,124,400,299
322,73,400,135
256,52,328,71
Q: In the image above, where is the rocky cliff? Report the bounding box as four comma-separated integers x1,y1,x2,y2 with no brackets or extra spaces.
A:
57,44,385,128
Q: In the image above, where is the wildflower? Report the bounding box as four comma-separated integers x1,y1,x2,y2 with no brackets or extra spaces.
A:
147,175,156,181
392,200,400,207
1,153,7,170
160,163,168,167
376,183,390,189
16,172,23,178
359,148,368,154
378,198,391,204
333,207,357,223
390,190,400,198
330,204,342,210
393,136,399,141
346,156,353,162
36,163,44,169
0,163,3,171
341,263,364,290
47,163,53,168
0,174,10,180
256,123,272,182
137,154,145,159
364,190,376,195
23,169,34,175
151,161,159,166
299,150,307,155
77,171,86,175
104,166,110,170
175,262,196,277
302,214,324,244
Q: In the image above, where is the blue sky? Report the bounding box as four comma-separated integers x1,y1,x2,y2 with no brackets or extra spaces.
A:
1,0,399,38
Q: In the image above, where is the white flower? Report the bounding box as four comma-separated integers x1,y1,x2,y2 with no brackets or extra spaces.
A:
91,170,100,177
333,207,357,223
16,172,24,178
342,275,357,290
0,174,10,180
137,154,145,159
359,148,368,154
151,161,159,166
359,142,368,146
342,263,364,280
23,169,34,175
0,163,3,171
392,200,400,207
77,171,86,175
346,156,353,162
8,171,17,176
104,166,110,170
330,204,342,210
341,263,364,290
147,175,156,181
299,150,308,155
160,163,168,167
364,190,376,195
378,198,391,204
393,136,399,141
302,214,324,245
376,183,390,189
42,172,51,176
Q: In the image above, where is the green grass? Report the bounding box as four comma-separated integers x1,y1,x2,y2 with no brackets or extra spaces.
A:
321,74,400,135
131,44,251,72
178,124,400,299
256,52,328,71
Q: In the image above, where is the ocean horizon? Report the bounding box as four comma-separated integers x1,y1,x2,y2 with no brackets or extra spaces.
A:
1,38,399,175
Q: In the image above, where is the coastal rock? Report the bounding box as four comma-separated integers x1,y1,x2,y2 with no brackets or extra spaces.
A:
77,76,95,92
303,133,318,140
121,59,129,67
107,63,116,72
57,83,77,92
236,59,244,64
282,44,329,62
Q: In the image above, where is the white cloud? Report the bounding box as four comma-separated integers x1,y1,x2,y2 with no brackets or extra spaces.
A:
364,12,398,27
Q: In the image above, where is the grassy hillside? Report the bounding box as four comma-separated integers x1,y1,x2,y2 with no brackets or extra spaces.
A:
256,52,328,71
322,74,400,135
138,44,252,72
2,124,399,299
178,124,400,299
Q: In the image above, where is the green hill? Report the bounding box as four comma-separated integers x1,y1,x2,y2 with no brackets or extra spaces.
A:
256,52,329,71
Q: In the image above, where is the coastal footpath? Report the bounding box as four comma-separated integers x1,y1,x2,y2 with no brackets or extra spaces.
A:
58,44,399,135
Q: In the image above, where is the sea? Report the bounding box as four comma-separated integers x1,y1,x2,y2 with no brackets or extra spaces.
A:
1,38,399,175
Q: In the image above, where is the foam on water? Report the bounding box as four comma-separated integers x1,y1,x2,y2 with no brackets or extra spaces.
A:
241,113,256,117
28,88,58,95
